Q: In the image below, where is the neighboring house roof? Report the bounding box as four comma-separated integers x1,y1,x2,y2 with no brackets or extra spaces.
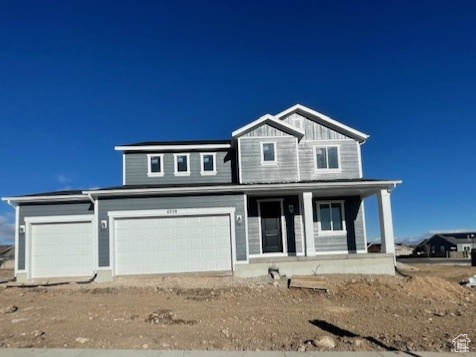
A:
275,104,369,143
232,114,305,139
0,245,14,259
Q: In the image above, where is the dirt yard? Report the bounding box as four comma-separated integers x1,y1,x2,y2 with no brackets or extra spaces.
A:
0,263,475,352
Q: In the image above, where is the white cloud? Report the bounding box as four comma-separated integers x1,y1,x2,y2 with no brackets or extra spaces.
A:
0,215,14,244
57,174,72,184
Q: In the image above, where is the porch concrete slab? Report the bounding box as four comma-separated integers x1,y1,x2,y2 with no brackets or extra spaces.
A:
0,349,85,357
235,254,395,278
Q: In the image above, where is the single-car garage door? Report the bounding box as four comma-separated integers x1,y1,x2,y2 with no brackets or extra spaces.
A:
31,220,94,279
114,214,232,276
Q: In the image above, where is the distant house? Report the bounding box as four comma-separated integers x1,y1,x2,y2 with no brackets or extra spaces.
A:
367,243,381,253
0,245,15,269
415,232,476,257
367,242,413,256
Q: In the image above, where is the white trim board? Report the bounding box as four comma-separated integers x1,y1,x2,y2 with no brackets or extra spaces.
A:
115,144,231,151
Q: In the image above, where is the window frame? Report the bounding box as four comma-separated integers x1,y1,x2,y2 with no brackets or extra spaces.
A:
173,153,191,176
200,152,217,176
291,116,303,130
316,200,347,235
313,145,341,173
147,154,164,177
260,141,277,165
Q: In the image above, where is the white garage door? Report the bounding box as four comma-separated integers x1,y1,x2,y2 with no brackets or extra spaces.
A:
114,214,232,276
31,221,94,279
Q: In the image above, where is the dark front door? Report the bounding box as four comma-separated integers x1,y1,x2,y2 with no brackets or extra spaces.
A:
260,201,283,253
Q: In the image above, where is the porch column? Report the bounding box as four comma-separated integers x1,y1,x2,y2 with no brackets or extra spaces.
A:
302,192,315,256
377,189,395,254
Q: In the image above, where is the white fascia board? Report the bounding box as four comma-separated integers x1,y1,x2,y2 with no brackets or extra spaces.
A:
83,180,402,198
115,144,231,151
1,195,89,204
232,114,305,138
275,104,369,143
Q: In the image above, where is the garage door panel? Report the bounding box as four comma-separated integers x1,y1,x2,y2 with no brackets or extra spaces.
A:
114,214,232,276
31,221,94,279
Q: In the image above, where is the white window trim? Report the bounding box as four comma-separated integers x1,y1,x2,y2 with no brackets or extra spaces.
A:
174,153,191,176
147,154,164,177
316,200,347,236
313,145,342,173
260,142,277,165
200,153,217,176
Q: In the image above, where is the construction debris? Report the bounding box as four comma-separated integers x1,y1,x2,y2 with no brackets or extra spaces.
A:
288,275,329,292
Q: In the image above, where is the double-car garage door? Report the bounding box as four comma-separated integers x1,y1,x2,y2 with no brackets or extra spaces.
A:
27,210,233,279
114,214,232,275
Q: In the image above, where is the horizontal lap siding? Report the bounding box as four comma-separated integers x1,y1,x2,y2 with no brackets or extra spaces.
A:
313,197,365,253
98,194,246,268
125,151,233,185
240,136,298,184
299,140,360,180
17,202,93,270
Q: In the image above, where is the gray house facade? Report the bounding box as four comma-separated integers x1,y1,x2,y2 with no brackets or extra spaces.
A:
3,104,401,282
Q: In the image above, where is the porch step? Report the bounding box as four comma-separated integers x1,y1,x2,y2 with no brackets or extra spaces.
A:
289,275,329,292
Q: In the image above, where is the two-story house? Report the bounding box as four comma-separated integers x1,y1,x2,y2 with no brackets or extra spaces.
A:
3,104,401,282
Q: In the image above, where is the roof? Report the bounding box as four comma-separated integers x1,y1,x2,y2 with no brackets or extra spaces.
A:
2,178,401,203
0,245,14,259
276,104,369,143
232,114,305,139
115,140,232,152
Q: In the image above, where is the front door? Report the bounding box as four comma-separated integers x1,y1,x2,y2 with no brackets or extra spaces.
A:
260,201,283,253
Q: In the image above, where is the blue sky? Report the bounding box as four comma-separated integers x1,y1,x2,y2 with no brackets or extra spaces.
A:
1,0,476,244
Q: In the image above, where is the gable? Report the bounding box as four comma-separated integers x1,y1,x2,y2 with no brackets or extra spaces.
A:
282,113,350,140
232,114,304,139
241,123,291,137
276,104,368,143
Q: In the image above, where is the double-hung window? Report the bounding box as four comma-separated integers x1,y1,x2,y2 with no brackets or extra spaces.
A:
200,153,217,175
174,153,190,176
147,154,164,177
316,201,346,234
314,145,340,171
260,142,277,164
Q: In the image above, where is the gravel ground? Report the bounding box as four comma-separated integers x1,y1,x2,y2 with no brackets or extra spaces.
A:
0,264,475,352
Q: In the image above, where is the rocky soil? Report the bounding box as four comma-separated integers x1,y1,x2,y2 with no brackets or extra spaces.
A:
0,263,475,352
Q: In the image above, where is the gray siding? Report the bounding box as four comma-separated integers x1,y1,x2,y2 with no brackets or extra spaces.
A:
282,113,349,140
298,140,361,180
239,136,298,183
242,124,286,137
17,202,93,270
313,196,365,252
98,194,246,268
247,196,302,255
125,150,234,185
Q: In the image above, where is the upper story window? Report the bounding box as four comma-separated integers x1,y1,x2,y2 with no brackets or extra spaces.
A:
200,153,217,175
314,145,340,171
147,154,164,177
316,201,346,234
174,153,190,176
261,142,277,164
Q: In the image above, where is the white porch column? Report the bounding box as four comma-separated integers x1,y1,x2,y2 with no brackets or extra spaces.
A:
377,189,395,254
302,192,315,256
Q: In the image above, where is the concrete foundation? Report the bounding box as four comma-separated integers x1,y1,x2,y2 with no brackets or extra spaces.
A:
234,253,395,278
95,269,113,282
15,272,28,283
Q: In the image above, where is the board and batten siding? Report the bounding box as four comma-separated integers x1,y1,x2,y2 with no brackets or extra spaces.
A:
247,196,303,256
282,113,349,141
242,124,286,137
17,202,94,270
97,194,246,268
124,150,233,185
239,135,298,184
313,196,365,253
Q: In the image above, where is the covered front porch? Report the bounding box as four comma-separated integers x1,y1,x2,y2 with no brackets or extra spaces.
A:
239,180,400,276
